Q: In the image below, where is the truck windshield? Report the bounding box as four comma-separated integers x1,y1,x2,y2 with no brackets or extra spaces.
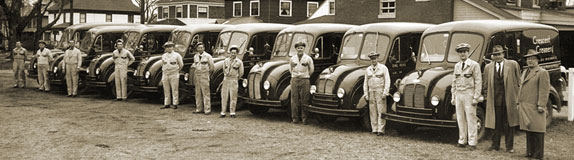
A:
228,32,249,54
359,33,390,60
171,31,192,54
287,33,313,57
446,33,483,62
419,33,449,62
340,33,364,60
79,31,95,51
273,33,292,57
215,31,231,54
56,29,72,49
123,31,140,50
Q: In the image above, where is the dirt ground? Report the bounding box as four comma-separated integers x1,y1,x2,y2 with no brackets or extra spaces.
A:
0,67,573,159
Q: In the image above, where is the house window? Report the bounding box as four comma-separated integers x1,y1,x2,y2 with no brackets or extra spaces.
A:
106,14,112,22
280,0,292,17
329,0,335,15
567,0,574,7
233,1,242,17
198,6,208,18
176,6,182,18
307,2,319,17
128,14,134,23
379,0,396,18
533,0,540,8
80,13,86,23
163,7,169,18
250,1,260,16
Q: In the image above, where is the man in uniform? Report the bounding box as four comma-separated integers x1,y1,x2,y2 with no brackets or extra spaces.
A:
220,46,244,118
112,39,135,101
36,41,53,92
64,40,82,97
12,41,27,88
160,42,183,109
483,45,521,153
518,49,550,159
289,42,314,125
192,42,215,114
363,52,390,136
451,43,482,150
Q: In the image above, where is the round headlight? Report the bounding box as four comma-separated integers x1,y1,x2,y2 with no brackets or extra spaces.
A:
263,81,270,90
133,70,138,76
86,69,89,74
337,88,345,98
33,63,37,69
431,95,440,106
145,71,151,79
310,85,317,94
95,68,100,75
393,92,401,102
184,73,189,81
242,79,248,88
53,67,58,73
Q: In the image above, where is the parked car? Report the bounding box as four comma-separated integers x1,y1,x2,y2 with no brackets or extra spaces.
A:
241,23,356,116
28,23,141,80
132,24,228,101
85,25,180,97
304,23,434,130
49,24,143,91
182,23,292,107
382,20,563,139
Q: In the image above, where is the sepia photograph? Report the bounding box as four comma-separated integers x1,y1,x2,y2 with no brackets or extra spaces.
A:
1,0,573,159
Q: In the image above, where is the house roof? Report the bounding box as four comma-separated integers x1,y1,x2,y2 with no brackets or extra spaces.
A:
48,0,140,13
424,20,557,36
294,15,337,25
157,0,224,4
463,0,519,19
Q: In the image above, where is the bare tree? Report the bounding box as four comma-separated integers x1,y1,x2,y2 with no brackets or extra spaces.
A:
0,0,64,56
133,0,158,24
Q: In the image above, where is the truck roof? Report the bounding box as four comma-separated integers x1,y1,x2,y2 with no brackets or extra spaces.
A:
423,20,557,36
125,25,181,33
279,23,357,36
87,25,142,35
221,23,293,34
66,23,142,31
172,24,232,34
346,22,434,37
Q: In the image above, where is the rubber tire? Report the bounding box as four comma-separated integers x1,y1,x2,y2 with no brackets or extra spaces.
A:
476,107,486,141
248,105,270,115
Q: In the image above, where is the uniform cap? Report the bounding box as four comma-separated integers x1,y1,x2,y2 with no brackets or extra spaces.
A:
294,41,306,48
163,41,175,48
368,52,380,59
455,43,471,52
229,45,239,53
116,39,124,43
38,40,47,45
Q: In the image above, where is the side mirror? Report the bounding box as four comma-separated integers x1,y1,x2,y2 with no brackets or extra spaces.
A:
248,47,254,55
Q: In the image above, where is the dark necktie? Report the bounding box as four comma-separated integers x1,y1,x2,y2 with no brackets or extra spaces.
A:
462,62,465,70
497,62,502,77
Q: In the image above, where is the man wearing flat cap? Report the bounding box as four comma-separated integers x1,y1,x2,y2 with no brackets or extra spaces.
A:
112,39,135,101
483,45,521,153
160,42,183,109
451,43,482,150
517,49,550,159
36,41,53,92
363,52,390,136
220,45,244,118
289,41,313,124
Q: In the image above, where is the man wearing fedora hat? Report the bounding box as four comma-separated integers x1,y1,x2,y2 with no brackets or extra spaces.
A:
363,52,390,136
517,49,550,159
160,41,183,109
451,43,482,150
483,45,521,153
36,41,53,92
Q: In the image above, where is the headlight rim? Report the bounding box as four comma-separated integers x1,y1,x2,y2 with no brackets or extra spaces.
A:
337,88,345,98
393,92,401,102
431,95,440,106
263,80,270,90
95,68,100,75
242,78,248,88
145,71,151,79
184,73,189,81
53,66,58,73
310,85,317,94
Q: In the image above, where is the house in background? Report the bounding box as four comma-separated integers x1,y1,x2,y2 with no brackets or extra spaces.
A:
155,0,225,25
224,0,325,24
46,0,141,42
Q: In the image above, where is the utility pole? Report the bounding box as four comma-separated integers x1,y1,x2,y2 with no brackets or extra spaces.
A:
140,0,146,24
69,0,74,25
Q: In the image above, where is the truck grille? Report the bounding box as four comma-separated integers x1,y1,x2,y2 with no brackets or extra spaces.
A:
404,84,426,108
248,72,262,99
312,93,339,109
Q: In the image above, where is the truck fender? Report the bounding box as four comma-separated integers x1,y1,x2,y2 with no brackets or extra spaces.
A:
356,95,368,111
106,71,115,84
549,86,561,112
279,85,291,102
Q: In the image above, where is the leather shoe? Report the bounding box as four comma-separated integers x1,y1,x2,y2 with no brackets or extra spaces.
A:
377,132,385,136
220,115,226,118
230,115,236,118
114,99,121,101
524,154,532,158
67,95,72,97
467,146,476,151
291,120,300,124
173,105,178,109
506,149,514,153
204,112,211,115
456,143,466,148
487,146,500,151
302,120,308,125
160,105,171,109
192,111,203,114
